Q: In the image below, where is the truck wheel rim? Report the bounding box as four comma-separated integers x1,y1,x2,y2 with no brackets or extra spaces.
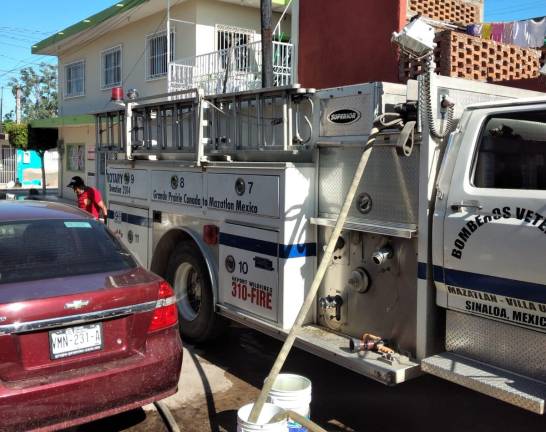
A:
174,262,202,322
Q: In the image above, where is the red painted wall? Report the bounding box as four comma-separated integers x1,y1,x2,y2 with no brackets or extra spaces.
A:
298,0,407,89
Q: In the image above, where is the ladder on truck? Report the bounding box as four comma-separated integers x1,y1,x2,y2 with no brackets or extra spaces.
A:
96,86,316,162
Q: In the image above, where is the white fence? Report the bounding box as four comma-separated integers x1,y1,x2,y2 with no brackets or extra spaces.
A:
0,147,16,186
170,41,294,94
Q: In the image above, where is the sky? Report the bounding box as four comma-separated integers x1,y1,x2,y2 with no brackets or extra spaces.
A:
0,0,544,119
0,0,115,118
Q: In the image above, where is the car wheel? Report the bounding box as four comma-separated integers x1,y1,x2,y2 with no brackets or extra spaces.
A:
165,242,225,342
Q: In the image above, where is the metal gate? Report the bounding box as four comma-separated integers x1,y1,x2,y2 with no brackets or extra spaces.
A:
0,147,16,185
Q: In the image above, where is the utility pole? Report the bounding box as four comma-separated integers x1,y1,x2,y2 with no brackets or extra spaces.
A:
166,0,171,93
261,0,273,88
15,86,21,124
0,86,3,133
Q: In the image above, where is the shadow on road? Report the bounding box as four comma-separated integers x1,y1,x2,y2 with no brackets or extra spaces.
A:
186,348,221,432
63,409,148,432
192,325,546,432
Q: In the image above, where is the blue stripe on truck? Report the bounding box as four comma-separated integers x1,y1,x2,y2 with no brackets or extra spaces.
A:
219,232,316,259
418,262,546,304
107,210,149,227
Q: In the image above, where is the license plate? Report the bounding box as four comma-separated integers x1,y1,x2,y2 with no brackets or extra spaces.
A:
49,323,103,360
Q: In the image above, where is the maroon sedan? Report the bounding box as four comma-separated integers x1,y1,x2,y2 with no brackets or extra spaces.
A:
0,201,182,431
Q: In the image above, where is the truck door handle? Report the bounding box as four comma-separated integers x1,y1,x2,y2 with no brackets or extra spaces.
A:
450,200,483,211
254,256,274,271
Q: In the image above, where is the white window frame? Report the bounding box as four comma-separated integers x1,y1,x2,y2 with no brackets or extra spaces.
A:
215,25,257,72
64,60,85,99
100,45,122,90
145,30,175,81
215,24,257,51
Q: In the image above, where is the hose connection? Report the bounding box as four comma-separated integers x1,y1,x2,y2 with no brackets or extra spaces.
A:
349,333,394,355
372,246,393,265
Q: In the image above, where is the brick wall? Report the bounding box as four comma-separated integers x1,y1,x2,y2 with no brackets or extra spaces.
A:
408,0,480,25
400,31,541,82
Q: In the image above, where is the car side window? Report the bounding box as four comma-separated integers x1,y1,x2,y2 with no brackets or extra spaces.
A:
472,110,546,190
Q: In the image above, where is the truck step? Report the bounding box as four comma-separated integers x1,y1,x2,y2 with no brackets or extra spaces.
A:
217,304,420,385
422,352,546,414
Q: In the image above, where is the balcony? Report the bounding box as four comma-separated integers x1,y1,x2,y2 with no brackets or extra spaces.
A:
169,40,294,95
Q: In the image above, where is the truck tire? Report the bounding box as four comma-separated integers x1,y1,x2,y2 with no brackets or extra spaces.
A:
165,242,225,342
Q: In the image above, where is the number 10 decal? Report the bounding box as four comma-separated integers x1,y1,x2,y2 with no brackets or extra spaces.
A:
239,261,248,274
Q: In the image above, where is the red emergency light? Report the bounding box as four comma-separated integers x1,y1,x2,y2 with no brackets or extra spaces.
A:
203,225,219,245
111,87,124,101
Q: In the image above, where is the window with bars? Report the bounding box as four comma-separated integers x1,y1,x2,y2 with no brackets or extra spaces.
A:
66,144,85,172
64,60,85,98
101,46,122,89
216,26,256,71
146,31,175,79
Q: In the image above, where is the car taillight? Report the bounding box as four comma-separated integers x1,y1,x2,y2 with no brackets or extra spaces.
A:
148,280,178,333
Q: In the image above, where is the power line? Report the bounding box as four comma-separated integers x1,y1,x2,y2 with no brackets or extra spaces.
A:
0,34,44,44
0,56,53,82
0,53,52,64
0,41,32,49
0,26,53,35
44,2,148,57
98,10,169,111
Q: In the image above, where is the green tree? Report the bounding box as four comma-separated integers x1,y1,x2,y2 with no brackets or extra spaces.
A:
5,62,58,194
4,123,28,148
8,62,57,121
4,123,57,195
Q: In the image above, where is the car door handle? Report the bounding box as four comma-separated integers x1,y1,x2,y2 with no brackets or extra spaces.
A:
450,200,483,211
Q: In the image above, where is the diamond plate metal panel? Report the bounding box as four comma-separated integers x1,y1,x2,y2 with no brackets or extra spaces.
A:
318,146,420,225
446,310,546,383
422,352,546,414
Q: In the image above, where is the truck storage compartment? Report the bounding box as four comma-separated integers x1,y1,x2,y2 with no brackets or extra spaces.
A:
318,82,407,139
314,82,419,237
109,204,149,267
206,173,280,218
219,223,279,323
318,146,420,228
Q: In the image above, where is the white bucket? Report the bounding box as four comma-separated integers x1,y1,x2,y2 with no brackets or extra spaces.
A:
237,403,287,432
267,374,312,432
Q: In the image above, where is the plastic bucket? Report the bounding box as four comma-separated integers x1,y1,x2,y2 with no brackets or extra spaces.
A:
237,403,287,432
267,374,312,432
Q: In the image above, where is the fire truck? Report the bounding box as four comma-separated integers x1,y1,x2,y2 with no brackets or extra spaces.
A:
99,19,546,414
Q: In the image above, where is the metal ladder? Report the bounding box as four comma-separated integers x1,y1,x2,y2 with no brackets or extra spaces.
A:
98,86,315,164
205,85,315,155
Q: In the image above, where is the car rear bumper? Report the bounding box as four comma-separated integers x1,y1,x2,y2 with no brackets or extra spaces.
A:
0,327,183,432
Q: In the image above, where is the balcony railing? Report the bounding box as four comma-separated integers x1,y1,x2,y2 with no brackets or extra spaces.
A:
169,41,294,95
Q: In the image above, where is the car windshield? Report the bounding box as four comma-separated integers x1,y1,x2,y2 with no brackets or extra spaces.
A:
0,219,136,285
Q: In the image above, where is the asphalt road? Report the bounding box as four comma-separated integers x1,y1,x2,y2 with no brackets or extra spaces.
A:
67,324,546,432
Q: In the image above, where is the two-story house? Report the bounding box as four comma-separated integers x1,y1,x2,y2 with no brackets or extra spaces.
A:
32,0,295,200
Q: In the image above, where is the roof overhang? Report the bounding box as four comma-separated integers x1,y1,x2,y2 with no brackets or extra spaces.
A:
33,0,291,56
